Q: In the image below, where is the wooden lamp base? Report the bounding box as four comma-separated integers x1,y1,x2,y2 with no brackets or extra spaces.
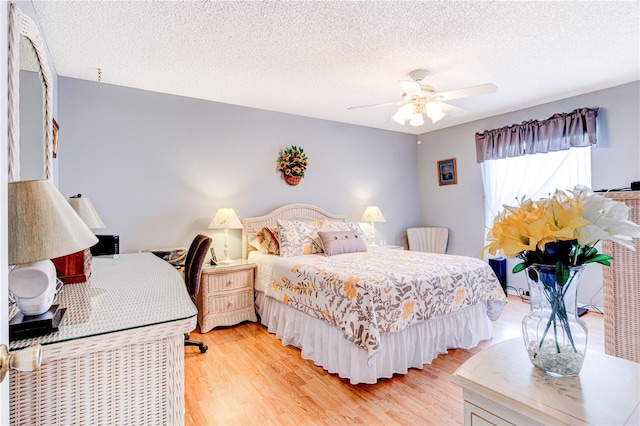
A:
51,248,92,284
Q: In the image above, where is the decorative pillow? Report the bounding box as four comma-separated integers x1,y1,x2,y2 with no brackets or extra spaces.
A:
347,222,368,245
277,219,322,257
256,227,280,255
320,220,350,231
311,220,370,251
316,220,368,245
318,230,367,256
248,232,261,251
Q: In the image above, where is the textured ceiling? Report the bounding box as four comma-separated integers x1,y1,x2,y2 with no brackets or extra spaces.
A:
32,1,640,135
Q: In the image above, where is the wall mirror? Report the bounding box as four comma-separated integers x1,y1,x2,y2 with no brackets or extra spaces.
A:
8,2,54,181
19,35,45,180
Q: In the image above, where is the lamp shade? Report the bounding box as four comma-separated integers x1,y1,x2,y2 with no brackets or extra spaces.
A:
409,113,425,127
392,104,414,125
208,208,243,229
360,206,386,223
426,102,446,123
9,180,99,265
68,195,105,229
393,102,447,127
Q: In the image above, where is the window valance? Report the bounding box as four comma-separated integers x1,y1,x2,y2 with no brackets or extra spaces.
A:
475,107,599,163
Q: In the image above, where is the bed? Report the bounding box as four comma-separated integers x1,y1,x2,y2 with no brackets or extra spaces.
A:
241,204,507,384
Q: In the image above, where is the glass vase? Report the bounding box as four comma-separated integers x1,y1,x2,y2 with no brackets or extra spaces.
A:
522,264,588,376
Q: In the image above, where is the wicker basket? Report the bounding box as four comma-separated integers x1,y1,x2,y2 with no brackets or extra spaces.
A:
284,175,302,186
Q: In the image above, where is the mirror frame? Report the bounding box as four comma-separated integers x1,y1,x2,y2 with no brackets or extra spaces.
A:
7,2,53,181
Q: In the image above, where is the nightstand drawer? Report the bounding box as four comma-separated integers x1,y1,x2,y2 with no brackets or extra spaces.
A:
205,269,253,292
208,289,254,313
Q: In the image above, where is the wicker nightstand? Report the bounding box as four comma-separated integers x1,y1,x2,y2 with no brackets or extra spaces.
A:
197,260,257,332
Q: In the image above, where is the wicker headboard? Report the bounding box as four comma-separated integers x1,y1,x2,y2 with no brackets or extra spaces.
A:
241,203,347,259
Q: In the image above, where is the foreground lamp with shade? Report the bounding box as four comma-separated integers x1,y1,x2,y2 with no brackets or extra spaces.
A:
208,208,243,263
360,206,386,246
9,180,98,316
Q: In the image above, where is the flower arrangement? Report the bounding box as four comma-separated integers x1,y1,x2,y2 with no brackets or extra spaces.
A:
278,145,309,178
484,185,640,284
484,185,640,375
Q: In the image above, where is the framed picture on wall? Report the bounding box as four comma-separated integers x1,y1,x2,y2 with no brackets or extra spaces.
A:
52,118,59,158
437,158,457,186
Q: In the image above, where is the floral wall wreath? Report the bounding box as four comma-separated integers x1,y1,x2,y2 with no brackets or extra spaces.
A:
277,145,309,186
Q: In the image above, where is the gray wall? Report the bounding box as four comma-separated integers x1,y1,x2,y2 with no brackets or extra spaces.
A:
417,81,640,306
56,75,638,307
57,78,420,259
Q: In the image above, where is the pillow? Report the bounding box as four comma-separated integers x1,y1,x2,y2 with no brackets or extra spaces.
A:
313,220,369,249
319,220,351,232
277,219,322,257
256,227,280,255
248,232,261,251
318,230,367,256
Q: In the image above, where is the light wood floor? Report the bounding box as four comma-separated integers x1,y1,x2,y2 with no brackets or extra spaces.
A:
184,295,605,426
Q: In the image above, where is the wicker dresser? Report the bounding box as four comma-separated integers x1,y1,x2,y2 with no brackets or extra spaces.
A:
601,190,640,363
9,253,197,426
197,260,257,332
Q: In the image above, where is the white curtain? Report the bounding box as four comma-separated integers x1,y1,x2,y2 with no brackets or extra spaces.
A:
481,147,592,246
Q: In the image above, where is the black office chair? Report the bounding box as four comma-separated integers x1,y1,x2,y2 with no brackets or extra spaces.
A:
183,234,212,353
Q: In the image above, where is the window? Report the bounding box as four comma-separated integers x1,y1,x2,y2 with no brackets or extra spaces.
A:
475,107,598,249
481,147,592,244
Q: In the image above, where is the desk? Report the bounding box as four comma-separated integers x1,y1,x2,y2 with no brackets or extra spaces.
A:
450,338,640,425
9,253,197,426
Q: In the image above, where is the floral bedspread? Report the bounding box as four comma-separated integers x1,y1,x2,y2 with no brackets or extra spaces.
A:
255,250,507,359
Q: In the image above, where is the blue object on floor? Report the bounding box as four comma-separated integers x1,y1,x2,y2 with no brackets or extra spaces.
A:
489,257,507,296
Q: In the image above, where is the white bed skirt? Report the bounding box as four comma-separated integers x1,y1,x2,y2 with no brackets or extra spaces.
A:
255,292,494,384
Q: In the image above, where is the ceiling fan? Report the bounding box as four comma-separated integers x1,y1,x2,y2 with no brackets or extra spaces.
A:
349,69,497,127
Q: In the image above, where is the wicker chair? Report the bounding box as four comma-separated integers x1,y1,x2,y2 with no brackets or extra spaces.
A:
183,234,212,353
406,227,449,254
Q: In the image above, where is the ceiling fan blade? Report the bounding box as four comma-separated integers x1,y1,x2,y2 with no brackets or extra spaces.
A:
398,80,421,94
439,102,468,117
348,101,404,110
434,83,497,101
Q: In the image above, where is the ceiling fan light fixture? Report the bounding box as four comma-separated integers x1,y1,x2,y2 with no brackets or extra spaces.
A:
426,102,446,123
349,68,495,128
392,104,414,124
409,113,425,127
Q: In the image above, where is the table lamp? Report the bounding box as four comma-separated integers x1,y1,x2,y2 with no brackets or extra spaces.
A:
9,180,98,316
68,194,105,229
360,206,386,246
208,208,243,263
55,193,108,280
